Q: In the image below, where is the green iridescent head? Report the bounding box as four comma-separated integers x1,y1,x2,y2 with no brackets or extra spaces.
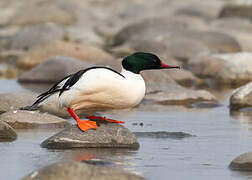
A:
122,52,180,74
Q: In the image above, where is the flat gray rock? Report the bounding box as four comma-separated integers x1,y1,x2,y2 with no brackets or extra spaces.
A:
0,121,17,142
22,161,146,180
0,110,70,129
41,124,139,149
229,152,252,171
230,82,252,110
144,82,217,106
0,92,38,113
6,23,64,51
18,56,93,83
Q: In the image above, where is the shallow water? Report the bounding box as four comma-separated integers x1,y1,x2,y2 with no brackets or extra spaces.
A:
1,80,252,180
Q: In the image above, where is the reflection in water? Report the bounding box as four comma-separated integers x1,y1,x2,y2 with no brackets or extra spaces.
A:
230,110,252,127
230,170,252,179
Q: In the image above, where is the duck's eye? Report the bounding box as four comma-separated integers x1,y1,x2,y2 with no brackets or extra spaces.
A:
153,59,161,65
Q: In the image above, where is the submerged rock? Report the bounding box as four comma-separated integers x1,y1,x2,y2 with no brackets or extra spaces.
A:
18,56,93,83
0,121,17,142
0,92,38,113
22,161,146,180
134,131,194,139
230,82,252,110
229,152,252,171
41,124,139,149
17,41,113,70
0,110,70,129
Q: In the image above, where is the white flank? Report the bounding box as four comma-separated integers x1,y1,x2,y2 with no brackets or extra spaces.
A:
37,67,146,114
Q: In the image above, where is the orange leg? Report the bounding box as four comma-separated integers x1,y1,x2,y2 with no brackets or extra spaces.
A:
86,116,125,124
68,107,97,132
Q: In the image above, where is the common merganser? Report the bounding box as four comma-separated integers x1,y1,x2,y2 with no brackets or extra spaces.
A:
24,52,180,132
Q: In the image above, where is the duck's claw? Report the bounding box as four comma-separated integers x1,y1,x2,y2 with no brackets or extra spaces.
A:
86,116,125,124
77,120,97,132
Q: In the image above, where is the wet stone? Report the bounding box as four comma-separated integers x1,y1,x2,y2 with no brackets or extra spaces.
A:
189,52,252,87
0,110,70,129
134,131,194,139
229,152,252,171
0,121,17,142
230,82,252,110
0,92,38,113
22,161,146,180
41,124,139,149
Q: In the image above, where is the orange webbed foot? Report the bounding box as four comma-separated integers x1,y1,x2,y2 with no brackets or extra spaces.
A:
77,120,97,132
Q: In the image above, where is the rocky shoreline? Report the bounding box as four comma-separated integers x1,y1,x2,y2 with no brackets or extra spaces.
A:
1,0,252,179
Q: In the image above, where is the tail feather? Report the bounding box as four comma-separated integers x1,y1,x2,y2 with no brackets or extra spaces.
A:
20,104,38,111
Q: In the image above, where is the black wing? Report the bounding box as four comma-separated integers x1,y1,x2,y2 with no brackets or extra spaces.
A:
58,66,125,96
20,66,124,110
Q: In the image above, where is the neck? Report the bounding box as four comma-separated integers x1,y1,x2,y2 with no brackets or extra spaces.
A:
120,67,142,77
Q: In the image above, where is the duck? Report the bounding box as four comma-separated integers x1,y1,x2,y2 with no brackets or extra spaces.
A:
23,52,180,132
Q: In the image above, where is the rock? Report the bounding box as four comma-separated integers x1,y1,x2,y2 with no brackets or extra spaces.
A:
0,50,25,63
209,17,252,51
210,17,252,34
17,41,113,70
189,52,252,87
143,66,200,87
110,16,207,47
144,82,217,106
167,69,201,87
219,4,252,20
112,29,241,62
6,23,65,51
0,92,38,113
230,82,252,110
134,131,194,139
120,38,210,63
229,152,252,171
174,0,224,20
18,56,93,83
8,2,76,26
141,69,178,87
163,30,241,56
0,121,17,142
41,124,139,149
22,161,146,180
0,110,70,129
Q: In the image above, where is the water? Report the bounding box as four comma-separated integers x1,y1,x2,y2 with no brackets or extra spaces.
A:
1,80,252,180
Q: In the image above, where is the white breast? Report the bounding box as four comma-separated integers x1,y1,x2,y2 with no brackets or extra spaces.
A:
59,67,146,111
